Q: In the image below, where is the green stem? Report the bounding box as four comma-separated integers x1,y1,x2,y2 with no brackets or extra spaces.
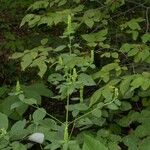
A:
64,95,70,142
69,98,116,125
80,86,84,103
69,122,75,140
69,34,72,55
31,105,63,125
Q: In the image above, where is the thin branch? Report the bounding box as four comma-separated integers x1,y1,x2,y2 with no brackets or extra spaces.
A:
126,0,150,9
146,8,149,33
31,105,63,125
69,98,116,125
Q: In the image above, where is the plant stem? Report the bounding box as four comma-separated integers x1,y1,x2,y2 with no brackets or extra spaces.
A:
69,35,72,55
64,95,70,142
31,105,63,125
80,86,84,103
69,98,116,125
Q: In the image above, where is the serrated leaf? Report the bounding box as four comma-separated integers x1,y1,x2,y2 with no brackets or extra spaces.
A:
84,19,94,28
28,1,49,11
78,73,96,86
20,14,35,27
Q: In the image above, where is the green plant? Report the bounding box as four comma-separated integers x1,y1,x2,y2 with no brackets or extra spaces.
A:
0,0,150,150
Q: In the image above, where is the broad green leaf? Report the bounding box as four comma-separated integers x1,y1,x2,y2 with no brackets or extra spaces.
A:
84,19,94,28
120,101,132,111
28,1,49,11
0,112,8,130
82,135,108,150
68,103,88,111
90,88,102,107
95,29,108,41
22,98,37,105
127,47,138,56
130,30,139,40
11,52,24,59
82,34,95,43
40,118,57,130
19,94,37,105
54,45,66,52
138,137,150,150
123,135,139,150
111,52,118,58
0,86,7,97
20,14,35,27
68,140,81,150
121,18,144,31
30,51,38,59
21,54,33,71
10,120,28,141
102,88,113,101
120,76,133,95
58,0,67,6
11,101,24,110
142,33,150,43
10,120,26,133
11,142,26,150
33,108,46,123
22,82,53,98
120,43,133,52
107,103,118,110
131,76,144,90
82,29,107,43
141,78,150,90
91,109,102,118
28,15,41,27
78,73,96,86
38,62,47,78
108,142,121,150
41,38,48,45
48,73,64,83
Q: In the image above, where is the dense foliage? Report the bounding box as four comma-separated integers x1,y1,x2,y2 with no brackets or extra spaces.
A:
0,0,150,149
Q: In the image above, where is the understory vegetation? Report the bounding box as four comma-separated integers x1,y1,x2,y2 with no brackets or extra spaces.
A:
0,0,150,149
